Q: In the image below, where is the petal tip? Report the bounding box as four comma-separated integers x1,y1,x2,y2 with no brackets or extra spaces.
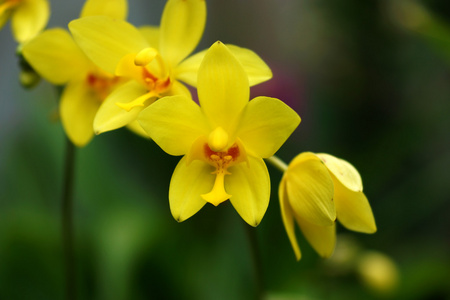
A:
242,217,260,227
212,40,225,49
295,252,301,261
94,126,106,135
67,19,79,32
173,213,185,223
296,114,302,126
367,223,377,234
319,247,336,259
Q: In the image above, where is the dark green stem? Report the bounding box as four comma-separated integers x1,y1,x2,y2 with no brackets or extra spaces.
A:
62,137,76,300
245,224,265,300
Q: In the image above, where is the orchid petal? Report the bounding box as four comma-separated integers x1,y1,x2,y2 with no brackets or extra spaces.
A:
279,177,301,260
94,81,148,134
22,28,91,85
198,41,249,134
176,44,272,87
139,25,159,49
159,0,206,66
334,179,377,233
318,153,363,192
285,152,336,226
138,95,209,156
80,0,127,20
60,80,100,147
227,44,272,85
69,16,148,74
172,49,204,86
126,120,150,139
11,0,49,42
226,156,270,227
169,156,213,222
237,96,300,158
115,53,146,85
164,79,191,98
296,216,336,258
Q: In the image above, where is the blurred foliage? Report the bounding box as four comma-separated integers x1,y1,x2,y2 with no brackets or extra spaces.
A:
1,0,450,299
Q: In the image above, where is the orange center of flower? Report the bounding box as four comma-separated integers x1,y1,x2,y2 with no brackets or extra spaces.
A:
187,129,248,206
86,73,121,102
204,142,241,170
201,143,242,206
115,48,172,112
141,67,171,95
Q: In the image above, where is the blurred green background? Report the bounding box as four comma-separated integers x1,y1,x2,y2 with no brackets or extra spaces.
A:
1,0,450,299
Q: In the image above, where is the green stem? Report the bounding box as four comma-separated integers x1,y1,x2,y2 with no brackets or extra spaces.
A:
62,137,76,300
244,224,265,300
265,155,288,173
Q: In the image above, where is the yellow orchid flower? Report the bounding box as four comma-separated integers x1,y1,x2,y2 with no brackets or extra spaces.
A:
278,152,376,260
0,0,49,43
137,41,300,226
68,0,273,136
21,0,128,147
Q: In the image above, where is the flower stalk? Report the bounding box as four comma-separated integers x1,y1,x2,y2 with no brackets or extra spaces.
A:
265,155,288,173
61,135,77,300
245,224,265,300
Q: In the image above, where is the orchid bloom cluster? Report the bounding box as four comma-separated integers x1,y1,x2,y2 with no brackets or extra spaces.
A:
4,0,376,260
